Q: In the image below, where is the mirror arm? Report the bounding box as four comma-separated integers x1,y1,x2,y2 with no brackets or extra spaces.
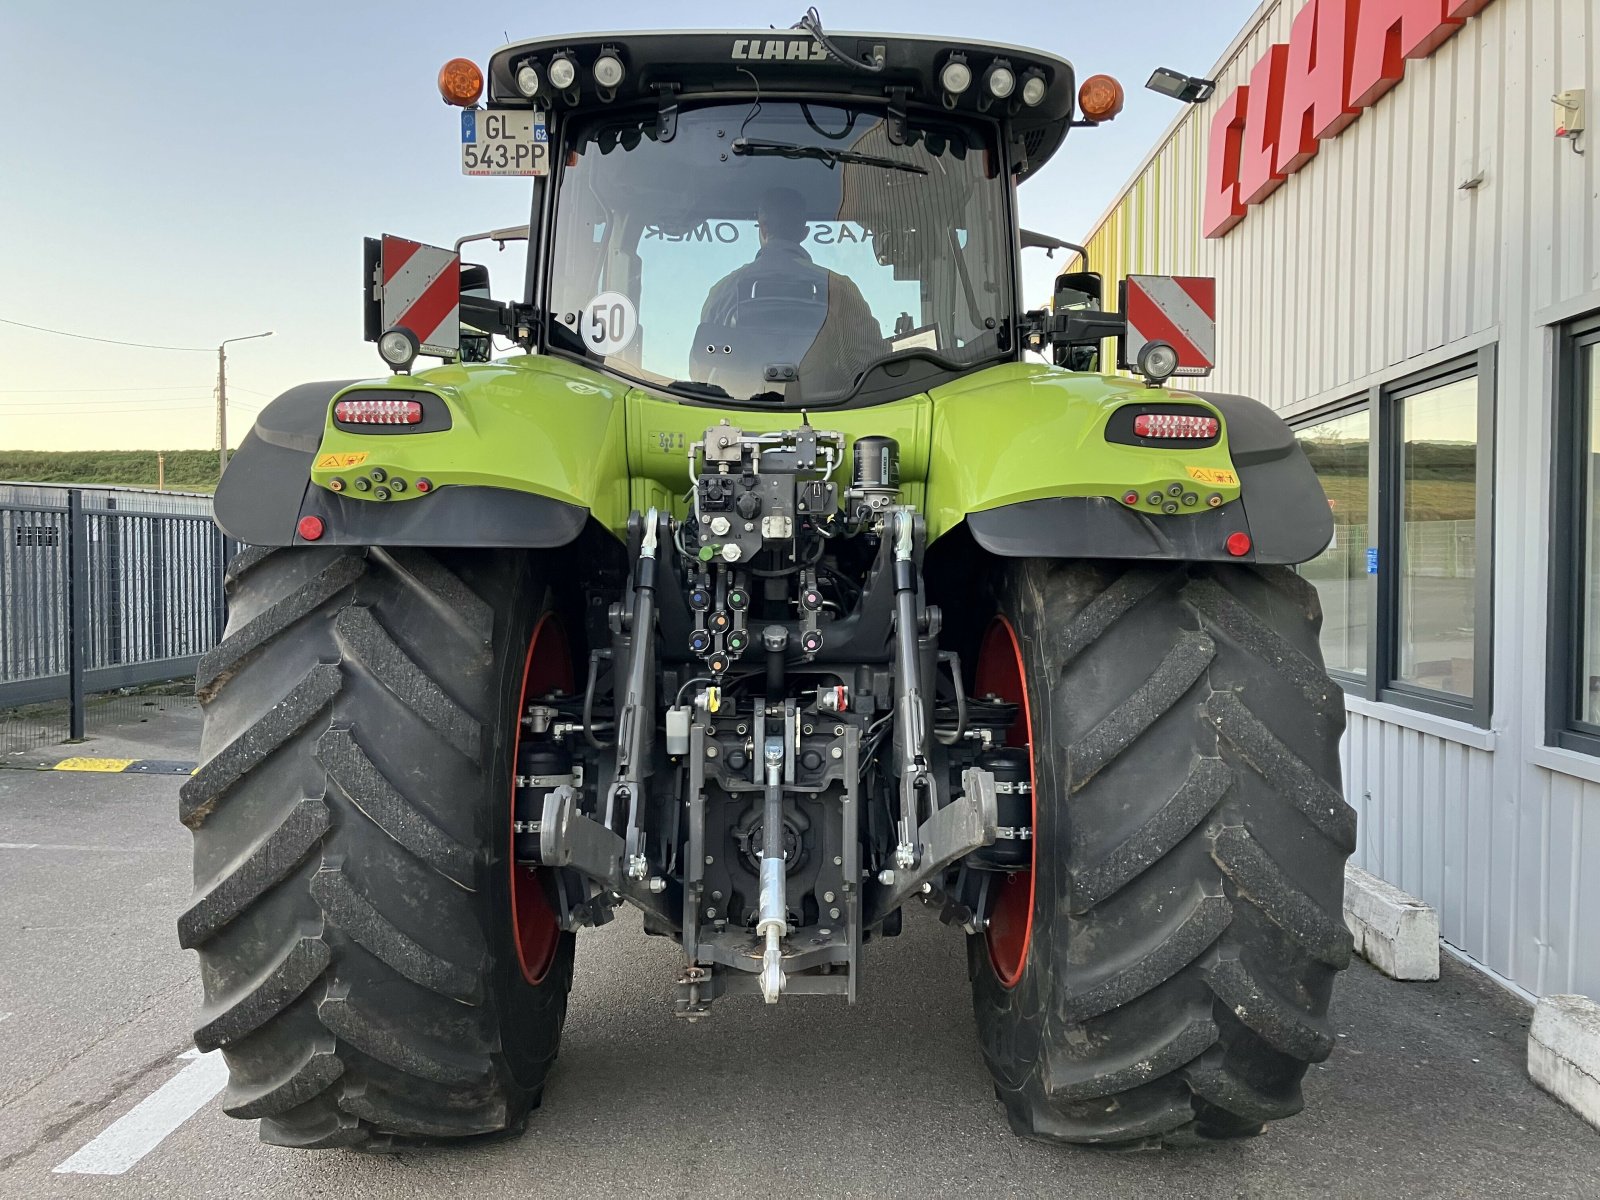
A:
460,295,513,339
1038,308,1125,346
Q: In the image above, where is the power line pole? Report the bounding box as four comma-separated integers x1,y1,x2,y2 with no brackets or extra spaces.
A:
216,331,273,475
216,345,227,474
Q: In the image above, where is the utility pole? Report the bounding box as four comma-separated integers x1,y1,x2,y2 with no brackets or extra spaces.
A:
158,451,165,491
216,330,273,475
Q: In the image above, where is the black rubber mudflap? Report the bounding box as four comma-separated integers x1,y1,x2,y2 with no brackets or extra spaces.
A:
178,546,574,1148
970,560,1353,1147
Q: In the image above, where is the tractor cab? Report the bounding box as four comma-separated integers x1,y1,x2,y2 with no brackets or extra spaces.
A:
375,26,1133,404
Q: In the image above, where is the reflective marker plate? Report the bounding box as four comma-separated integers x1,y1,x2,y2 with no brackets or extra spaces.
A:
461,109,548,176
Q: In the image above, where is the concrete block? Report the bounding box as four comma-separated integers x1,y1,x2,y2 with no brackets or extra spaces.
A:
1342,864,1439,980
1529,994,1600,1133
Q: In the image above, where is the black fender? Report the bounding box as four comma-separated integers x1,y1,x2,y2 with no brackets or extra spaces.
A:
964,392,1332,565
214,381,588,548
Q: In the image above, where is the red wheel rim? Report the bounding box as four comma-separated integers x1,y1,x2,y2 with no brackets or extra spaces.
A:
976,616,1035,988
510,613,572,985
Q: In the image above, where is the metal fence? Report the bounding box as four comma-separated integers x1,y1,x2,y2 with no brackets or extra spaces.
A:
0,483,228,740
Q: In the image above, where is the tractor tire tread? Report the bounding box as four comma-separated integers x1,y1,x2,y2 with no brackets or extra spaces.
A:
183,545,572,1149
972,560,1351,1148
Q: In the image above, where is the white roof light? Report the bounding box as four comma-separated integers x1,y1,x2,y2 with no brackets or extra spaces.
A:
548,55,577,91
987,63,1016,100
593,53,624,89
940,58,972,96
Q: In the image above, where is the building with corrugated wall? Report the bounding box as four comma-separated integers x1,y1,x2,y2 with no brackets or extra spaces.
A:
1078,0,1599,1001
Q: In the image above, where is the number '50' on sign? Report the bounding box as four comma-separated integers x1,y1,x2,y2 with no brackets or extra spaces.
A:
584,292,637,356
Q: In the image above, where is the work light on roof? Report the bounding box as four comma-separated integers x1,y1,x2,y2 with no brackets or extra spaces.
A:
515,62,541,97
548,54,577,91
986,60,1016,101
593,52,625,90
940,55,972,98
1020,70,1047,107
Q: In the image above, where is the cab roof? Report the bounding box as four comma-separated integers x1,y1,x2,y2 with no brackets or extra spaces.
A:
485,29,1078,179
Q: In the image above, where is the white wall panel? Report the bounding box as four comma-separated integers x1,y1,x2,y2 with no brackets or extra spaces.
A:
1083,0,1600,999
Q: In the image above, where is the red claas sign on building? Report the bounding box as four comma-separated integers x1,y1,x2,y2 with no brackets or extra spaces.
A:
1205,0,1494,238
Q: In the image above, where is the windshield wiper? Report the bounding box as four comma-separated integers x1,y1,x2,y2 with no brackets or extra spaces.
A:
730,138,928,176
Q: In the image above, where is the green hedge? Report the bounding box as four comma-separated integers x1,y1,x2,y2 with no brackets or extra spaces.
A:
0,450,220,492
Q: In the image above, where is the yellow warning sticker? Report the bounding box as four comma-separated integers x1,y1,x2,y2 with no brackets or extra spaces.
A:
1185,466,1239,486
315,452,369,470
52,757,134,773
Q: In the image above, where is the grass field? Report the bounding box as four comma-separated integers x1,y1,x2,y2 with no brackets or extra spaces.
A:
0,449,220,492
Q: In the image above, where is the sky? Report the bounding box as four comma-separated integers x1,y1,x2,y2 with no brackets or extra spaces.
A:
0,0,1259,452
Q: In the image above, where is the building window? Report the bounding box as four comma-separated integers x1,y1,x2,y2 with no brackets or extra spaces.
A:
1395,377,1479,698
1551,315,1600,752
1296,408,1370,676
1293,348,1494,724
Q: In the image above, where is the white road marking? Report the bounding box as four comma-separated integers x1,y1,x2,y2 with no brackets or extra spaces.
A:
0,843,147,852
53,1049,227,1176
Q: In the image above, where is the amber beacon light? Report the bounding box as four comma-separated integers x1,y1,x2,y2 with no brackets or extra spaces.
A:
1078,74,1125,123
438,58,485,106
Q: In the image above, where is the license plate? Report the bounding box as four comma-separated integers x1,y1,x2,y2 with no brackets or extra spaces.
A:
461,109,548,176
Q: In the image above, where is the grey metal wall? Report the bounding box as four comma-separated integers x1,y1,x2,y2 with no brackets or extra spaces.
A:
1080,0,1600,999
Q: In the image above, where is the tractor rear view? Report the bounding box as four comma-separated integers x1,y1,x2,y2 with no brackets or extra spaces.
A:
182,16,1352,1152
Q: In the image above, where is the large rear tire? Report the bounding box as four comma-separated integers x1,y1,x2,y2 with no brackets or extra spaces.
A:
178,545,574,1148
970,559,1354,1147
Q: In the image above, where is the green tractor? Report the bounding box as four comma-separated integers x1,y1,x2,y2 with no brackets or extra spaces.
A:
181,15,1353,1152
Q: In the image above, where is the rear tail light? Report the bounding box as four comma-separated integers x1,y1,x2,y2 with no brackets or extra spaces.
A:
1134,412,1220,439
335,398,422,425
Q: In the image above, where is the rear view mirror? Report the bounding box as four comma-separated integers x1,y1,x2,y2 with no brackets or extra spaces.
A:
460,264,493,363
1054,270,1103,311
1051,271,1106,371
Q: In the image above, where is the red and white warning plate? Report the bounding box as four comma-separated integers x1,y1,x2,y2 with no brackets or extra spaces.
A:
1122,275,1216,377
379,235,460,359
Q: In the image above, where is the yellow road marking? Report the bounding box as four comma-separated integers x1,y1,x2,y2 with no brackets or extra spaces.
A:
51,757,135,773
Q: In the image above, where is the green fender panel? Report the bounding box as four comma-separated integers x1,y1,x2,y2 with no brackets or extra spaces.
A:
221,355,1327,562
217,357,631,547
925,363,1331,565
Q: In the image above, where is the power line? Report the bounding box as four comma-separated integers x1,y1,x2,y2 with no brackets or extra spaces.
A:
1,399,216,413
0,384,215,394
3,408,215,418
0,316,212,352
0,396,216,409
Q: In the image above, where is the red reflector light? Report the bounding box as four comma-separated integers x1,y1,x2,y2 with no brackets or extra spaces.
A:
297,515,325,541
1134,412,1220,439
1225,531,1252,557
335,399,423,425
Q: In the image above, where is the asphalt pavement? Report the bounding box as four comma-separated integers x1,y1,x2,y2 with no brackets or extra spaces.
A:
1,706,1598,1199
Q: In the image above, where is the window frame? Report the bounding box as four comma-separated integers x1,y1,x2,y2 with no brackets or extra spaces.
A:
1291,399,1372,689
1548,312,1600,755
1291,347,1496,727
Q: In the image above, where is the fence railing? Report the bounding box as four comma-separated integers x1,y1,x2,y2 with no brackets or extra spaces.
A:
0,483,228,737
